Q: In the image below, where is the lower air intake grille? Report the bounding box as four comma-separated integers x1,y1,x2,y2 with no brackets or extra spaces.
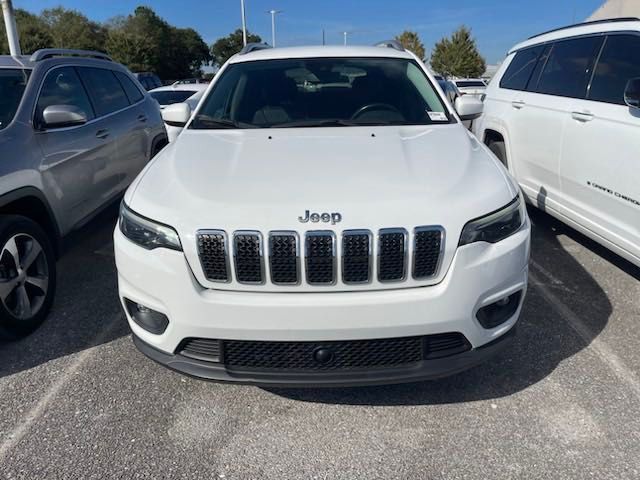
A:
176,333,472,370
234,232,263,284
197,232,229,282
413,228,443,279
305,232,335,284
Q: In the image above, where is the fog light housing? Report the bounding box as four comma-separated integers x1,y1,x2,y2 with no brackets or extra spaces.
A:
124,298,169,335
476,291,522,329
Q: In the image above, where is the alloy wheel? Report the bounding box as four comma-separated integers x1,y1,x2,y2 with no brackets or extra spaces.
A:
0,234,49,320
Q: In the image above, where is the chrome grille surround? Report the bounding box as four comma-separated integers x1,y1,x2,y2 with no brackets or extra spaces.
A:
195,226,445,289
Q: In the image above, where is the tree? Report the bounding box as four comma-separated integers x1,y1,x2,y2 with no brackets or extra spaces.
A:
430,26,486,78
0,9,53,54
41,7,107,52
211,29,262,67
395,30,425,60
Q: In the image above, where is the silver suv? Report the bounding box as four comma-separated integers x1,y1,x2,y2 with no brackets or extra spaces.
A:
0,49,167,339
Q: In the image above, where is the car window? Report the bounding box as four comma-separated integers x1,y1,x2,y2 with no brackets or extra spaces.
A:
150,90,196,106
0,68,30,130
456,80,485,87
588,34,640,105
525,44,552,91
36,66,94,126
534,36,603,99
499,46,543,91
115,71,144,104
79,67,130,116
192,57,451,129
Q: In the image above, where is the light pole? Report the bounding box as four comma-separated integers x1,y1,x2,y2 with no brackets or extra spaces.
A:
343,31,349,45
1,0,21,56
267,9,282,47
240,0,247,46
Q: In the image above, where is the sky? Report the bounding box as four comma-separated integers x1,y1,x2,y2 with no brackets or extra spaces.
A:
14,0,605,64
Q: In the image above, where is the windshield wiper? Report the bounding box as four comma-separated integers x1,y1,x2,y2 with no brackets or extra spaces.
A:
272,119,363,128
190,115,243,129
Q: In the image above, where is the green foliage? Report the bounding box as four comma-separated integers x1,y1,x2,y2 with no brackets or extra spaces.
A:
430,26,486,78
211,29,262,67
0,9,53,55
41,7,107,51
395,30,426,61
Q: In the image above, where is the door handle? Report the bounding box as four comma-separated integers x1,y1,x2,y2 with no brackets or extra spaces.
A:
95,129,110,139
137,114,148,123
571,111,594,122
511,100,525,109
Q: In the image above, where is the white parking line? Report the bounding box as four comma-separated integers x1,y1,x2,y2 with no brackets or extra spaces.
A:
0,313,123,461
529,263,640,400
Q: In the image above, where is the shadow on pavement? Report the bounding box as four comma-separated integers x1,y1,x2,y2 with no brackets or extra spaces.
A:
268,207,621,405
0,203,129,378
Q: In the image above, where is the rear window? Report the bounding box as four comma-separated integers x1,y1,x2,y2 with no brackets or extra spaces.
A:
79,67,130,116
115,71,144,104
0,68,31,130
192,57,451,129
150,90,196,106
499,46,543,91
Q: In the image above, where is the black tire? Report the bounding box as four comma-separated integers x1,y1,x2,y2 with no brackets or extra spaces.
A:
0,215,57,340
488,140,508,169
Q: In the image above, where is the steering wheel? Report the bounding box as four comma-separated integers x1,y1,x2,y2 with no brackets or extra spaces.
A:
351,103,401,120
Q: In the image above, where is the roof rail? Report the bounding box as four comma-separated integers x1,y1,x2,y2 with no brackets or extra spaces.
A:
238,43,272,55
374,40,405,52
30,49,112,62
528,17,640,40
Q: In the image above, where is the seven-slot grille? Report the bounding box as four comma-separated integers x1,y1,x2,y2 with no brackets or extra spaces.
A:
196,227,444,286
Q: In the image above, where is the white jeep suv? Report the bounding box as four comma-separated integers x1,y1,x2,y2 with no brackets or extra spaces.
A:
475,18,640,267
115,42,531,386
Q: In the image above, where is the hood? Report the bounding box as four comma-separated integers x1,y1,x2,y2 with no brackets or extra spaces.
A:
126,124,518,291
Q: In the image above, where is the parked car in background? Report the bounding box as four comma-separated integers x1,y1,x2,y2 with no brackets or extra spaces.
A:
134,72,162,90
435,76,462,105
115,42,530,386
475,18,640,267
453,78,487,99
0,49,167,339
172,78,209,85
149,83,208,141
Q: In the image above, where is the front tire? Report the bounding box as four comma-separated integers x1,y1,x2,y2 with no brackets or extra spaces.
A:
0,215,57,340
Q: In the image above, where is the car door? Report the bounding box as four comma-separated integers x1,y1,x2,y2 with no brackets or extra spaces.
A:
34,66,118,232
512,37,603,209
78,67,148,201
560,33,640,261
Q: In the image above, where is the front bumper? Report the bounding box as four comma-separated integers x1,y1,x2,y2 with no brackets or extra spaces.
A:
115,219,530,385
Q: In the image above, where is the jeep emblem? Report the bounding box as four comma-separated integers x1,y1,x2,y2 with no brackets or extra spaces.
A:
298,210,342,225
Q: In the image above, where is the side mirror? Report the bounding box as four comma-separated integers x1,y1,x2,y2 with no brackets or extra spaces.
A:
162,102,191,127
42,105,88,129
624,78,640,109
454,95,484,121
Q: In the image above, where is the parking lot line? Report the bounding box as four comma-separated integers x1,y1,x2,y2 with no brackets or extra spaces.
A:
529,262,640,400
0,312,124,461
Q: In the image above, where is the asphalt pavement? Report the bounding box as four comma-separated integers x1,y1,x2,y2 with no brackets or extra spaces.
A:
0,204,639,479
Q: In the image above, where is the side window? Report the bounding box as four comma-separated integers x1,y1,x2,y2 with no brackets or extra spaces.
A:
36,66,94,125
525,44,552,91
499,46,543,91
114,71,144,103
535,36,603,99
588,34,640,105
78,67,130,116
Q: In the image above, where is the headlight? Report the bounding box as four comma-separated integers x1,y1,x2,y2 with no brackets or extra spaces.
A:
119,203,182,251
459,195,525,246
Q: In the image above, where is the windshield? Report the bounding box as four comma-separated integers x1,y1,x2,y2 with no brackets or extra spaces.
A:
456,80,485,87
150,90,197,106
0,68,31,130
191,57,451,129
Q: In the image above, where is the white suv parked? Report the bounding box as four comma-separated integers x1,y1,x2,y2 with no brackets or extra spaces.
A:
475,18,640,267
115,42,531,386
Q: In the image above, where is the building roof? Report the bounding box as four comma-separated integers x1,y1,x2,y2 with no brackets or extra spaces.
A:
588,0,640,20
